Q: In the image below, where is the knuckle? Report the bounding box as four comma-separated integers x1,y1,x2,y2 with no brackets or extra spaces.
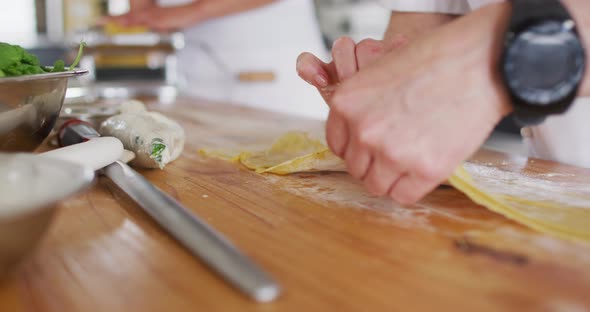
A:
357,131,372,149
414,155,446,182
356,134,377,158
382,144,405,166
356,119,381,148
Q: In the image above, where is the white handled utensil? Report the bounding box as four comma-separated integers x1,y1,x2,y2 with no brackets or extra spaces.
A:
43,119,281,302
40,136,124,170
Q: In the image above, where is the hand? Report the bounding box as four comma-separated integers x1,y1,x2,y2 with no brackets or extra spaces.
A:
326,3,513,204
296,12,459,103
296,36,408,103
101,2,201,32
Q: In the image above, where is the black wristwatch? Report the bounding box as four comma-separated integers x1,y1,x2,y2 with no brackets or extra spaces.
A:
500,0,586,126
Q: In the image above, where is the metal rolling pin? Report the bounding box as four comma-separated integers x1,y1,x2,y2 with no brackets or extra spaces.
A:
45,119,281,302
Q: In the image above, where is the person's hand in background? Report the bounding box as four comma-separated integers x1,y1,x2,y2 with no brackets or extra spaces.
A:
100,0,277,33
102,2,201,32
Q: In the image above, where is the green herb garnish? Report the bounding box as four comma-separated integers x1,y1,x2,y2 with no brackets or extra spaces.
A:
0,41,85,77
150,138,167,164
52,60,65,72
68,41,85,71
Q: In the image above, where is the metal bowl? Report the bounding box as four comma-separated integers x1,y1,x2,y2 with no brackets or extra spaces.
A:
0,153,94,278
0,70,88,152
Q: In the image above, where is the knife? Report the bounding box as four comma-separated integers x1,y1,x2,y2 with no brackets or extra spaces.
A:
47,119,281,303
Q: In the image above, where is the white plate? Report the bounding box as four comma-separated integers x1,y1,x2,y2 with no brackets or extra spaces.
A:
0,153,94,219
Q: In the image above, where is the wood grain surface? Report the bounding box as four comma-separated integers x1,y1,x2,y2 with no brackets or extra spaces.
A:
2,97,590,312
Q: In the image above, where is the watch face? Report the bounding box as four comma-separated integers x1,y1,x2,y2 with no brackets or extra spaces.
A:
503,20,586,106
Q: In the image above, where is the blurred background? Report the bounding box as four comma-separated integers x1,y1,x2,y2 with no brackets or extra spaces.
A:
0,0,391,108
2,0,390,65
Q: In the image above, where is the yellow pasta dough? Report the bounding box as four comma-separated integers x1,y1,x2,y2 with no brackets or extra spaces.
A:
201,131,590,243
200,132,345,174
449,164,590,243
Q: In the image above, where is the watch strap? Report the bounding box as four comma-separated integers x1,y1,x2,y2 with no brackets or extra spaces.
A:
511,108,547,126
508,0,572,31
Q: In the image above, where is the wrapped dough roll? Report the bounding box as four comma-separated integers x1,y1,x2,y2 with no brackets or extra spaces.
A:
99,112,185,169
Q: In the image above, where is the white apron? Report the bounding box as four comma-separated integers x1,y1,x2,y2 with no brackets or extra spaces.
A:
377,0,502,14
169,0,329,120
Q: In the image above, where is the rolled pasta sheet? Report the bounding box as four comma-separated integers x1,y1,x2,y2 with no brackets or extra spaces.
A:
99,112,185,169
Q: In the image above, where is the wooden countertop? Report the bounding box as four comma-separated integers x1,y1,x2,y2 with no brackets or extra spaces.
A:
2,97,590,311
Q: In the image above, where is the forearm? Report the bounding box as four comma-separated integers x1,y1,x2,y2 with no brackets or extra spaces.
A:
425,3,513,117
383,12,458,43
191,0,277,24
562,0,590,95
129,0,153,11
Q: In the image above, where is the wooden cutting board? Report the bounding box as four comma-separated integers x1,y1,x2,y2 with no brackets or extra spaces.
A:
2,97,590,312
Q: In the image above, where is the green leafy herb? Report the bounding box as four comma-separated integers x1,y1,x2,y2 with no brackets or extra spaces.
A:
0,41,85,77
68,41,85,71
150,138,167,164
51,60,65,72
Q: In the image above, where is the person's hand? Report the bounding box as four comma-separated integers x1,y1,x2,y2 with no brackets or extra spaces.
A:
296,36,407,167
101,2,201,32
326,3,513,204
296,12,458,104
296,36,408,103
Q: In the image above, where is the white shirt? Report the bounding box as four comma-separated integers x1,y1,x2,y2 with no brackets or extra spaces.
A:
159,0,329,120
377,0,502,14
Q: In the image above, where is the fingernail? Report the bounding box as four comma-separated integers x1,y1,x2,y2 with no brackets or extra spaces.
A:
315,75,328,88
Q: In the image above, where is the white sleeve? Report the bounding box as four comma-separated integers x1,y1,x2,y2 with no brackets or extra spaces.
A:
376,0,471,14
468,0,504,10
